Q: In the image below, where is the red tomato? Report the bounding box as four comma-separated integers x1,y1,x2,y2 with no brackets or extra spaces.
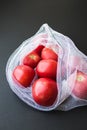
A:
41,47,58,61
22,52,41,68
65,55,82,73
13,65,35,87
36,59,57,80
33,45,45,56
72,71,87,99
32,78,58,106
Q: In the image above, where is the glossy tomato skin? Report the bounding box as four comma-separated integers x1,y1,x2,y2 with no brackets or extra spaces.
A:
41,47,58,61
33,45,45,56
22,52,41,68
13,65,35,87
36,59,57,80
32,78,58,106
72,71,87,99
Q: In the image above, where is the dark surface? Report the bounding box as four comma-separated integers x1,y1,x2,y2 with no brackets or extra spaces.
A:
0,0,87,130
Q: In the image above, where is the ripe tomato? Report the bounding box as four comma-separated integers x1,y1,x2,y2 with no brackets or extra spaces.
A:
32,78,58,106
72,71,87,99
36,59,57,80
33,45,45,56
65,55,82,73
41,47,58,61
22,52,41,68
13,65,35,87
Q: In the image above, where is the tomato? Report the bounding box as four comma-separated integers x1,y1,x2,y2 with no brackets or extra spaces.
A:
72,71,87,99
65,55,82,73
36,59,57,80
33,45,45,56
22,52,41,68
13,65,35,87
41,47,58,61
32,78,58,106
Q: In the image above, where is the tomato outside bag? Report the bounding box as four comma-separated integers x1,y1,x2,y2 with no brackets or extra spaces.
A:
6,24,87,111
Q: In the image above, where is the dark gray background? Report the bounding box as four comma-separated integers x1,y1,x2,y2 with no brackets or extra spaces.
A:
0,0,87,130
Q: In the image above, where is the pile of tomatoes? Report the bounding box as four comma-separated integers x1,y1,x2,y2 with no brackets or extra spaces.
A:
12,42,87,108
12,45,58,106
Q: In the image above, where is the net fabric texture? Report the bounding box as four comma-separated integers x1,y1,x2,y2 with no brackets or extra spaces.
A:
6,24,87,111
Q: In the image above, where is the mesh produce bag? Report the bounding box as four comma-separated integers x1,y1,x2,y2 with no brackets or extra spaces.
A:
6,24,87,111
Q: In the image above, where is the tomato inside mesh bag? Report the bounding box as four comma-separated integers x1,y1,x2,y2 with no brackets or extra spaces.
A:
6,24,87,111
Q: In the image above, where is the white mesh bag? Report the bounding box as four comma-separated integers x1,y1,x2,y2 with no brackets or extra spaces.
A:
6,24,87,111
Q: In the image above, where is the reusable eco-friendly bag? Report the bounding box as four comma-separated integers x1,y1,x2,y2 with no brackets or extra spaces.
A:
6,24,87,111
